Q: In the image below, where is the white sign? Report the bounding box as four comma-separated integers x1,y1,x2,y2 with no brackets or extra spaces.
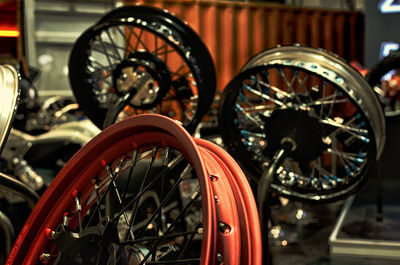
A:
379,0,400,13
380,42,399,58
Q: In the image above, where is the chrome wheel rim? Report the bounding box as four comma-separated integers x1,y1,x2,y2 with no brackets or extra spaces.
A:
219,46,385,202
0,65,19,154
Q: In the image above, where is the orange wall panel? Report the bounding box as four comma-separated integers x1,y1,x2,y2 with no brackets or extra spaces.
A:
294,11,308,45
233,7,250,74
248,7,264,58
264,9,279,49
216,6,234,91
124,0,364,91
335,13,346,58
199,4,217,64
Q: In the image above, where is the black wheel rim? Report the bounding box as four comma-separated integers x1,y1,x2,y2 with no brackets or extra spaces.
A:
69,6,216,133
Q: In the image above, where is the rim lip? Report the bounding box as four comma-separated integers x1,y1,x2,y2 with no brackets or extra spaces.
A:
196,138,262,265
197,144,242,265
218,65,376,202
6,114,216,265
241,45,385,160
69,5,216,134
0,65,19,155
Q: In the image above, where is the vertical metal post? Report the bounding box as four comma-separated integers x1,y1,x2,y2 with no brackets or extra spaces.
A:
258,141,293,265
376,159,384,222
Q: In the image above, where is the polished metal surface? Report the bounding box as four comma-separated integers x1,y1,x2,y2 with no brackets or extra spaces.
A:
0,65,19,154
242,45,386,160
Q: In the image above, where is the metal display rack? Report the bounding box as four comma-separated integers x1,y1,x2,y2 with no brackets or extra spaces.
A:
330,189,400,259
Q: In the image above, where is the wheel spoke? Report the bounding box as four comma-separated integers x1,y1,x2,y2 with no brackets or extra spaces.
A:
177,222,202,259
153,44,177,57
136,163,193,238
122,228,201,245
328,89,337,115
235,104,263,127
113,25,136,58
237,89,263,112
171,63,189,76
240,104,276,112
296,71,311,94
132,27,149,51
105,28,123,61
125,147,159,239
277,67,302,104
121,149,139,204
87,57,118,71
85,157,126,228
240,130,266,139
93,38,123,62
112,154,185,223
308,97,349,106
321,117,369,135
326,148,365,163
252,74,266,104
319,80,327,117
242,84,284,106
258,79,293,100
146,258,200,264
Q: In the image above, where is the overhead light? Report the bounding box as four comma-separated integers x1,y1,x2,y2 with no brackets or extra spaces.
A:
0,28,20,37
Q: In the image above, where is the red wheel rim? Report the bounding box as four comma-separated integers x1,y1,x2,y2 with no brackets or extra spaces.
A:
197,146,241,264
7,114,216,265
196,139,262,265
7,114,261,265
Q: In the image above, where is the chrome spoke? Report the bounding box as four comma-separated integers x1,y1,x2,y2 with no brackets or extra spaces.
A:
242,85,284,106
240,104,276,112
258,79,293,99
308,97,349,106
235,104,263,127
240,130,266,139
326,148,365,163
321,117,369,135
277,67,302,104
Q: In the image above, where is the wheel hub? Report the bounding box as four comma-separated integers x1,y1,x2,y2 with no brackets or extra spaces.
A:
112,52,171,109
53,218,121,265
261,108,330,165
53,217,180,265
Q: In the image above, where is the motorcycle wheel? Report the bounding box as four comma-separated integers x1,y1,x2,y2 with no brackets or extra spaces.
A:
69,6,216,133
367,50,400,118
7,114,261,265
218,45,385,202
